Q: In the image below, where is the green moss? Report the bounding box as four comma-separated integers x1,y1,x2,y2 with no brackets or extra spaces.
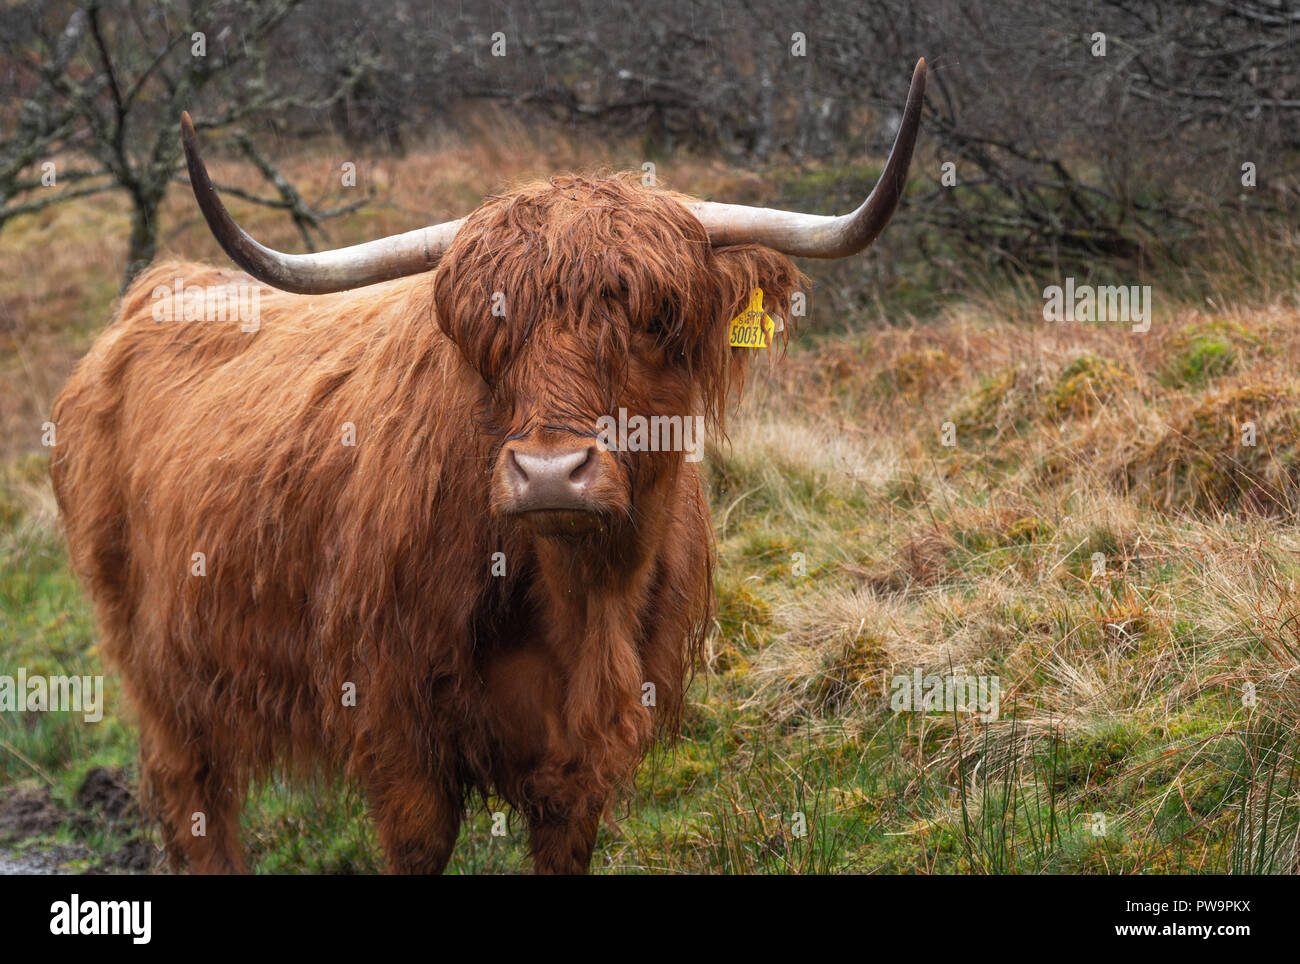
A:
1003,515,1050,544
713,580,772,664
1046,354,1134,418
1059,725,1140,791
1173,336,1236,386
1161,318,1259,388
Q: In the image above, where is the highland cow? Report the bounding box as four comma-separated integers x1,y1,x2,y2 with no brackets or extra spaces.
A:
49,62,925,874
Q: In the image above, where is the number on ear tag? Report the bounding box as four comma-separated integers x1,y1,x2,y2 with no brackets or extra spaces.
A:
729,289,774,348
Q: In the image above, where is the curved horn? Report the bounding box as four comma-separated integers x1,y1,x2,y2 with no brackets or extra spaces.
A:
690,58,926,257
180,112,463,294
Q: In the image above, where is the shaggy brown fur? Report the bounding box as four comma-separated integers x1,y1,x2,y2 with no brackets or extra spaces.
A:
50,173,803,874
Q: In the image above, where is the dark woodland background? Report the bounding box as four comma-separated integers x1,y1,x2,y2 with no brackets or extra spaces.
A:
3,0,1298,291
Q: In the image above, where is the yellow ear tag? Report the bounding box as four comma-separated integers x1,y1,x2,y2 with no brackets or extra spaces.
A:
729,289,774,348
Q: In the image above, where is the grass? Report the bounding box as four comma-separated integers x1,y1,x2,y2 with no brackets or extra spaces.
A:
3,130,1300,873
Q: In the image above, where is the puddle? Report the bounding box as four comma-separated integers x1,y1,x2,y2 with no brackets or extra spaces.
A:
0,844,87,874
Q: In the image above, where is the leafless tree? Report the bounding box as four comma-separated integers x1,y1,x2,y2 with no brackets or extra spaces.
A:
3,0,1295,293
0,0,366,287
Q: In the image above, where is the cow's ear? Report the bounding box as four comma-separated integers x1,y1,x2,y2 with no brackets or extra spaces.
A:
710,246,806,351
691,247,806,428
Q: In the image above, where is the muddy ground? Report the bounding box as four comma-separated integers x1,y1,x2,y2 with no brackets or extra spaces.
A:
0,768,152,874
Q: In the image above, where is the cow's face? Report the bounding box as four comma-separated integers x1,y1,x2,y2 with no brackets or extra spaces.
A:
432,175,801,538
179,62,920,541
177,66,919,538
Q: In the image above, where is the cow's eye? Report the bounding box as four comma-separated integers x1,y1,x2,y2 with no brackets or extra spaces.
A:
646,301,678,342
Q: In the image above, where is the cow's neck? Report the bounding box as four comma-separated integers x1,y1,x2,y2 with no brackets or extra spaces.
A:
528,503,673,789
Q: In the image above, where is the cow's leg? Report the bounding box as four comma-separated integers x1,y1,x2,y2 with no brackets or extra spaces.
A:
480,640,607,873
365,774,463,874
487,594,651,874
138,719,248,874
527,805,604,874
519,702,646,875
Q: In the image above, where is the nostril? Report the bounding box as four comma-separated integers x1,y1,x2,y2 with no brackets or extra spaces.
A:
568,446,597,484
506,448,529,485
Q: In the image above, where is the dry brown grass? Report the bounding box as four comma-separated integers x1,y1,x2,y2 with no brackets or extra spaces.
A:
705,281,1300,870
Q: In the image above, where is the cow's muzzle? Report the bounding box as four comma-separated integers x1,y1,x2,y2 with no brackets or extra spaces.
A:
492,437,620,527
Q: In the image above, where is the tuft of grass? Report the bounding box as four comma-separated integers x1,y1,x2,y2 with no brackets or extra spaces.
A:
1047,354,1135,419
1125,380,1300,515
1161,318,1261,389
878,347,961,400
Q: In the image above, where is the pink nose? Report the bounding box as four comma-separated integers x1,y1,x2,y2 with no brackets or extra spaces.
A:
500,442,604,512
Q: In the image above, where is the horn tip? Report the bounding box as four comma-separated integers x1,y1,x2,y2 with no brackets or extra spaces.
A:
909,59,928,104
181,111,197,149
